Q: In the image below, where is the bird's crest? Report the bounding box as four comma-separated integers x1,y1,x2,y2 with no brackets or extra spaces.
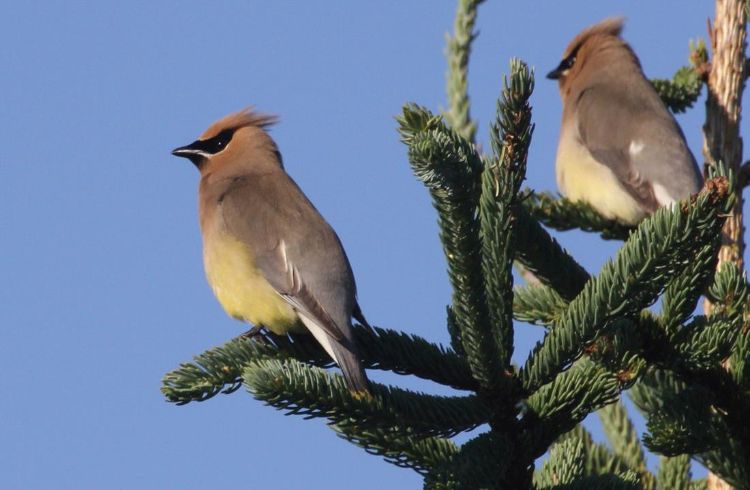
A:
563,17,625,58
199,107,278,140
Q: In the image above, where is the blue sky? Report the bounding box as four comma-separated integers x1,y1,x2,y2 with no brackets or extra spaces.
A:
2,1,744,488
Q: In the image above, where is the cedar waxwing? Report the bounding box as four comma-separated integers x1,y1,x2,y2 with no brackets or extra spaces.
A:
172,108,370,393
547,17,703,225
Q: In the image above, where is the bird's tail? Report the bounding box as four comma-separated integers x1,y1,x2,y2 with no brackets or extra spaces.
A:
298,313,370,395
332,341,370,396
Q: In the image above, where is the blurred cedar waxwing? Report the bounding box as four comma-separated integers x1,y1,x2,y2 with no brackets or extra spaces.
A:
547,17,703,225
172,108,370,394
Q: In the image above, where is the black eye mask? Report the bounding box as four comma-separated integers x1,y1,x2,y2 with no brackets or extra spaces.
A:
190,128,236,155
546,46,580,80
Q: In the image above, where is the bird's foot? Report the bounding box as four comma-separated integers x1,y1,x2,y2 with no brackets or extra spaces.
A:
241,325,270,343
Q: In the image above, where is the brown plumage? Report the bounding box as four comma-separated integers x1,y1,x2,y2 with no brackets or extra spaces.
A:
547,17,702,225
198,110,278,140
172,108,370,393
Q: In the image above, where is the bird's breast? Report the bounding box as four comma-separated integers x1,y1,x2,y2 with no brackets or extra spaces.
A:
555,128,646,225
202,229,300,334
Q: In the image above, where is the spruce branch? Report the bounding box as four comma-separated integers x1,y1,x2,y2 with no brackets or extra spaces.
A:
514,285,568,326
672,315,740,371
521,178,731,392
651,66,703,113
691,480,709,490
397,104,483,195
162,323,477,405
397,104,504,392
352,323,477,391
599,401,647,471
634,269,750,470
729,326,750,389
444,0,485,142
652,68,704,114
429,432,520,490
522,190,633,241
644,406,718,458
706,262,750,387
656,455,692,490
524,359,628,456
478,59,534,367
698,434,750,489
629,368,689,414
533,437,585,488
514,205,591,300
161,335,293,404
659,235,720,338
535,436,641,489
632,334,750,478
541,473,641,490
598,401,653,488
651,40,707,113
242,358,491,438
446,305,465,358
332,424,458,475
477,158,515,370
631,369,719,456
707,262,749,318
558,425,633,477
423,471,460,490
584,317,648,378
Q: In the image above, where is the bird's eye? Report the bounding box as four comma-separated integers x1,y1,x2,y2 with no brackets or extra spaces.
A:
212,130,233,151
564,55,576,69
199,129,235,155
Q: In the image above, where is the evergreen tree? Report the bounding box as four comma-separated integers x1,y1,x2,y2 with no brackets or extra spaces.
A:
162,1,749,488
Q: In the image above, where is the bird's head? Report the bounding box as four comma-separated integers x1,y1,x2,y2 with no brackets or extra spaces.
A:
172,108,279,173
547,17,637,96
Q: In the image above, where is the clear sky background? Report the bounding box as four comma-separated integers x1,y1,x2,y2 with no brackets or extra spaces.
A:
2,1,747,489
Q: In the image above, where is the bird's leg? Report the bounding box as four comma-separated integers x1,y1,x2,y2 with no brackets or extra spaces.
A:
240,324,272,345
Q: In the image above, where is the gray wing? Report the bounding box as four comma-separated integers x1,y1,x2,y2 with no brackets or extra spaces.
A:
575,82,702,212
218,172,357,342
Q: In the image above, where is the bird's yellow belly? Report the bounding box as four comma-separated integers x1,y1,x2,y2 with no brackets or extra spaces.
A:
203,232,300,334
556,137,645,225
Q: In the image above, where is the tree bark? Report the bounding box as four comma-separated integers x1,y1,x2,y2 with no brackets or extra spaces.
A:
702,0,747,269
708,473,735,490
702,1,747,488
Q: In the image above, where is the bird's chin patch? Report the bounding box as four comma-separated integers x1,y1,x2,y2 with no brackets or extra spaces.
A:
189,155,208,169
